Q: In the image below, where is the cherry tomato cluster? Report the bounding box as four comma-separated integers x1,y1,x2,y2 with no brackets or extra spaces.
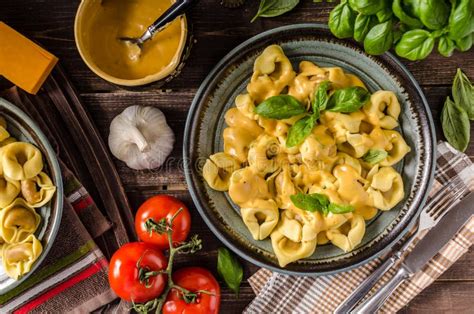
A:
108,195,221,314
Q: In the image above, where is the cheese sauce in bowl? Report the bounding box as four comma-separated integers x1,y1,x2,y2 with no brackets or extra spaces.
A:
74,0,188,86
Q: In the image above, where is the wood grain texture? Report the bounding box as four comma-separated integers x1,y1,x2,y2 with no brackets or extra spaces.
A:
1,0,474,312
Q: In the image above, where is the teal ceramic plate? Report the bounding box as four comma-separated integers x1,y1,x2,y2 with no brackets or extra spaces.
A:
184,24,435,275
0,97,63,292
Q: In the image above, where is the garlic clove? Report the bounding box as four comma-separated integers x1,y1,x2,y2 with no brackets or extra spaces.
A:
108,105,175,170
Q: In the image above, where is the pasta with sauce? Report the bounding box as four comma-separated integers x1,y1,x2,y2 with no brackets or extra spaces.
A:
202,45,411,267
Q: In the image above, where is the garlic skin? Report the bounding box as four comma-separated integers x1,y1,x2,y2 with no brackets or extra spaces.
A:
108,106,175,170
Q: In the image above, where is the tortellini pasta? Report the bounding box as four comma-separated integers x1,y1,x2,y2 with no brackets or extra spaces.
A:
2,142,43,181
0,116,55,279
2,234,42,280
0,198,41,243
202,45,411,267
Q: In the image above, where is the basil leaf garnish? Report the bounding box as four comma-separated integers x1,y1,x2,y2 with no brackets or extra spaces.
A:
254,95,306,119
251,0,300,22
290,193,330,213
441,97,470,152
326,87,370,113
290,193,355,215
362,149,388,165
452,68,474,120
217,247,243,295
328,203,355,214
313,80,331,114
286,116,315,148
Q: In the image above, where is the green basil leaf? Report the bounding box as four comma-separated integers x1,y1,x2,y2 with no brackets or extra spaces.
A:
348,0,385,15
438,35,455,57
363,20,394,55
328,203,355,214
254,95,306,119
395,29,435,61
448,0,474,40
326,87,371,113
441,97,470,152
376,7,393,23
417,0,450,30
286,116,315,147
455,34,473,52
217,247,243,295
452,68,474,120
362,149,388,164
354,14,375,42
392,0,423,28
290,193,330,213
313,80,331,113
329,1,356,39
251,0,300,22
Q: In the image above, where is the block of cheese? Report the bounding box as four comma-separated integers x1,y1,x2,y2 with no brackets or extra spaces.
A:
0,22,58,94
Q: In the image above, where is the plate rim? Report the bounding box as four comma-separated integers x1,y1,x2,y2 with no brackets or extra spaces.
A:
183,23,436,276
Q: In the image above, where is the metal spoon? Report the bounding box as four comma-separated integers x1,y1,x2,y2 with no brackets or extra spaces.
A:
119,0,196,55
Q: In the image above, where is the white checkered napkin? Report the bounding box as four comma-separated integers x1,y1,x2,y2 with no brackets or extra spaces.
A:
245,142,474,314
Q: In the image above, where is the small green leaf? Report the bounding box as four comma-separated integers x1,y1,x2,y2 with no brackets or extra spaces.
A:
348,0,385,15
455,34,473,52
313,80,331,112
326,87,370,113
441,97,470,152
395,29,435,61
254,95,306,119
376,7,393,23
392,0,423,28
438,35,455,57
363,20,394,55
286,116,315,147
328,203,355,214
354,14,375,43
417,0,450,30
452,68,474,120
362,149,388,165
447,0,474,40
252,0,300,22
290,193,330,213
329,1,356,39
217,247,243,295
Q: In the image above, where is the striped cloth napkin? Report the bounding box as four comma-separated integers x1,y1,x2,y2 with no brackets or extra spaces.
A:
0,166,117,313
245,142,474,313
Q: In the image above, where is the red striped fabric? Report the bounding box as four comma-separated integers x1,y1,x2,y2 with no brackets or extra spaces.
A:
71,195,94,214
14,258,107,314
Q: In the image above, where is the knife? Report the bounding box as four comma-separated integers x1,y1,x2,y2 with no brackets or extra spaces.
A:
352,192,474,313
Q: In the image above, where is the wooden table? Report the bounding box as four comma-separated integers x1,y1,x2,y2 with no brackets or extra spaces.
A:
2,1,473,312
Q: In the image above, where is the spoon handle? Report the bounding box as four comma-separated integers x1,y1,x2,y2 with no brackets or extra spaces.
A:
147,0,196,36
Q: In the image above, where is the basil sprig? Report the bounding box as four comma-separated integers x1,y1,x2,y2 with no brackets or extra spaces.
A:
290,192,355,215
217,247,243,295
254,95,306,119
286,80,331,147
362,149,388,165
452,68,474,120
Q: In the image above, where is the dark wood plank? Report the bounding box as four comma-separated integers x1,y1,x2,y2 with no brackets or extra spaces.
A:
2,1,474,94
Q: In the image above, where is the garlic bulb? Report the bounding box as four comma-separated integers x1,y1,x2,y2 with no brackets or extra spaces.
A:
108,106,174,170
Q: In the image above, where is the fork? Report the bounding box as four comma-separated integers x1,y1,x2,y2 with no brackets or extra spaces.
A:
335,176,472,314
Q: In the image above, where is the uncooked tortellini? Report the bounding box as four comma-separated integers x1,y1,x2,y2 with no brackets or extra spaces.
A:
1,142,43,181
0,198,41,243
2,234,42,279
21,172,57,208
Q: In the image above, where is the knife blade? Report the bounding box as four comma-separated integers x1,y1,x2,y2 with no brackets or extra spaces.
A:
402,191,474,273
353,191,474,313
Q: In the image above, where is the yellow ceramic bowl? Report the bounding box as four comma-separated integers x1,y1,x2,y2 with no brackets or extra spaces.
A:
74,0,188,87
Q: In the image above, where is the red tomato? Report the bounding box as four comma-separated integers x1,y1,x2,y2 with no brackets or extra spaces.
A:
108,242,167,303
135,195,191,249
163,267,221,314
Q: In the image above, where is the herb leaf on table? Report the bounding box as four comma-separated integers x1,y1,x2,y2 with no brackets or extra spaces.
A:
252,0,300,22
217,247,243,295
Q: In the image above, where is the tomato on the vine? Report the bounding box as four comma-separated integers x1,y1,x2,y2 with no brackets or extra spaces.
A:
108,242,167,303
135,195,191,249
163,267,221,314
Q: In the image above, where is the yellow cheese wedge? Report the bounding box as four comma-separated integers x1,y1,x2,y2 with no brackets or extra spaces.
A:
0,22,58,94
